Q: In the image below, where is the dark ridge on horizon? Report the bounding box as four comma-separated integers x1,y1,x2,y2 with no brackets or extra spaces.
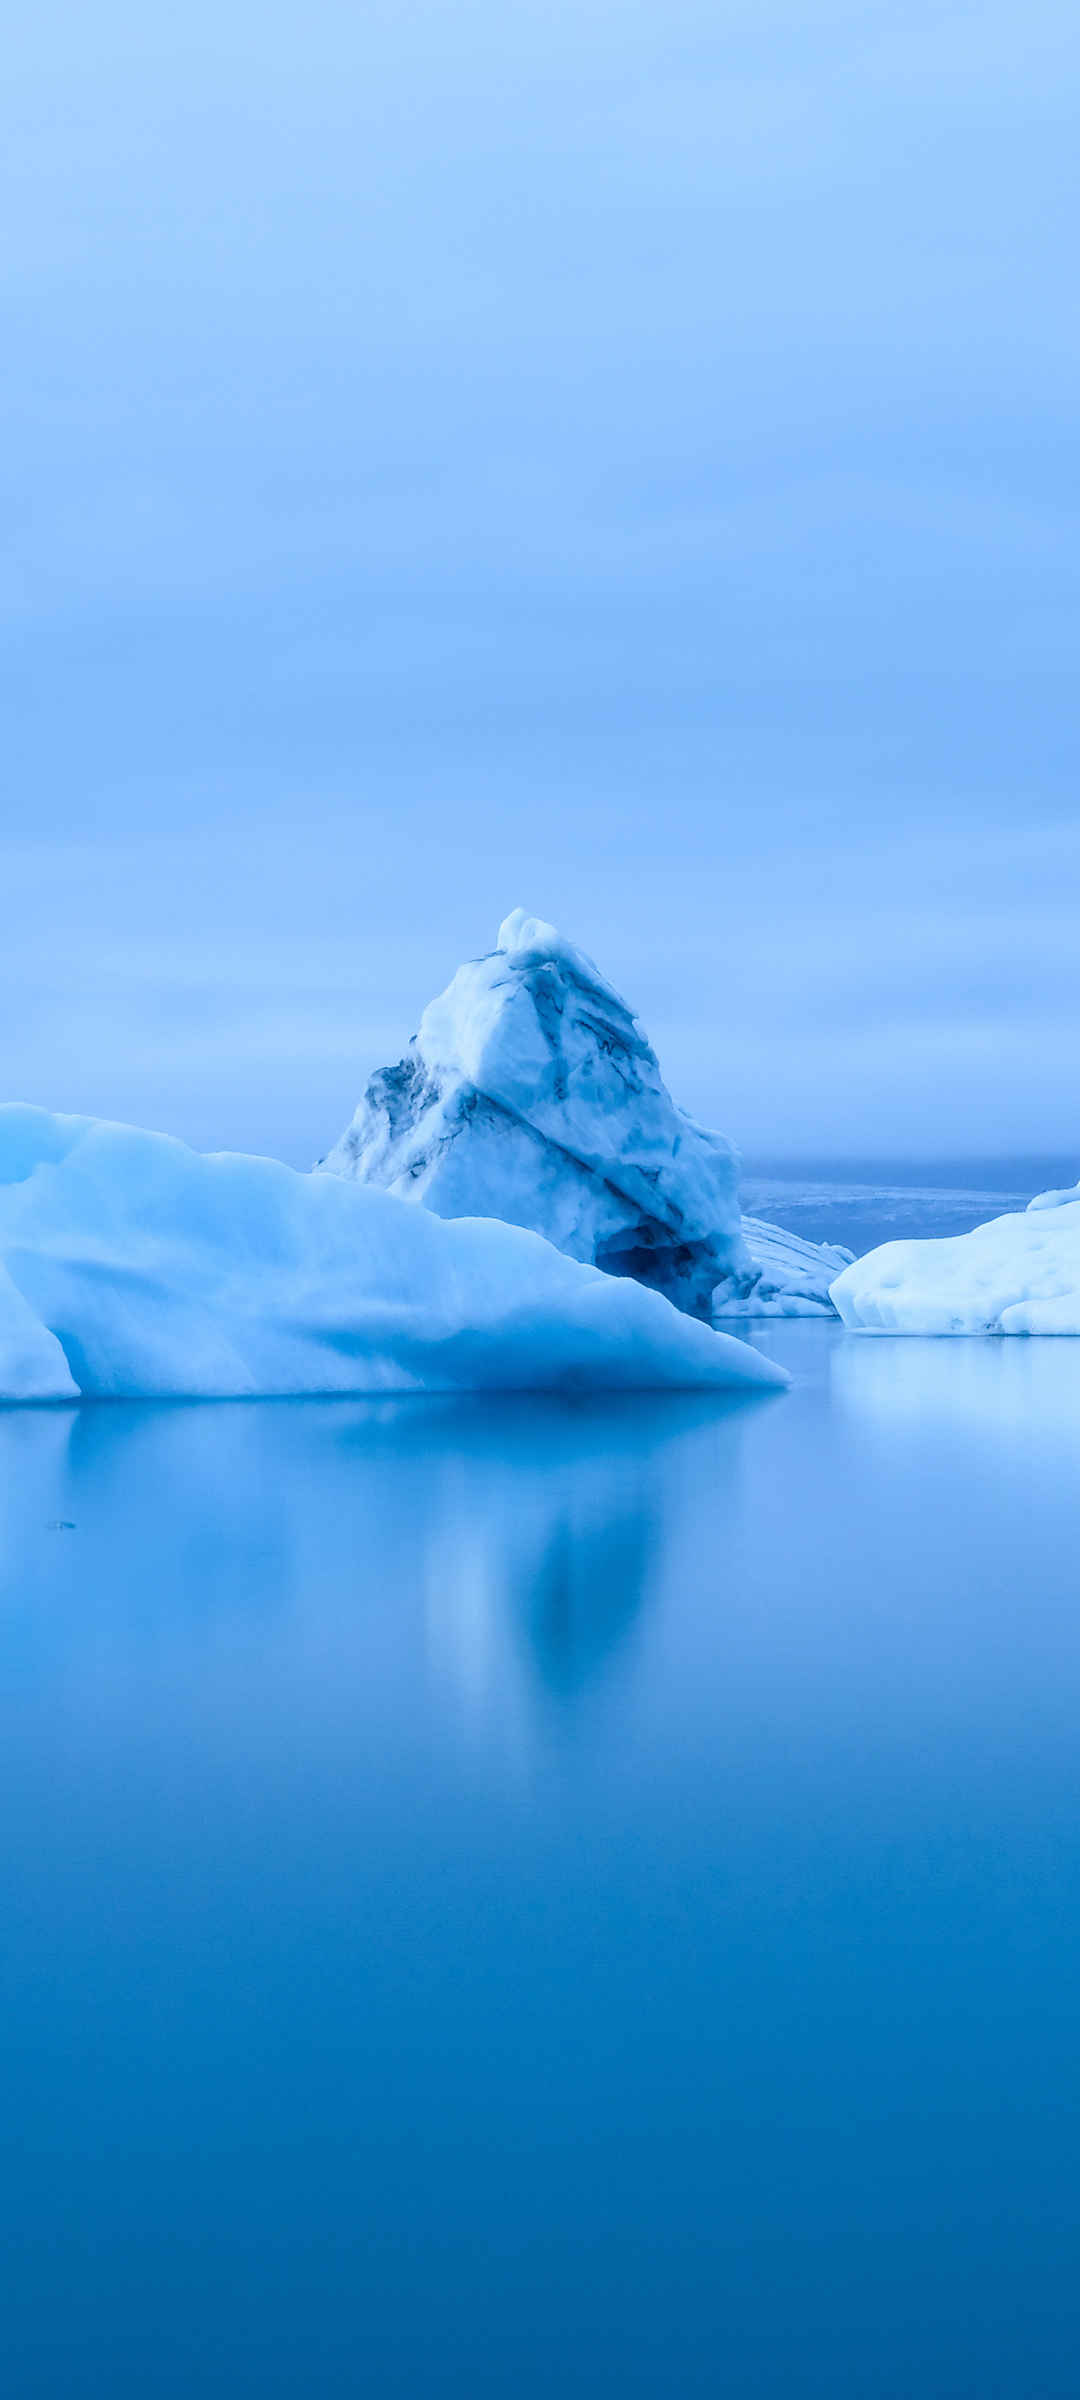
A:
740,1156,1078,1191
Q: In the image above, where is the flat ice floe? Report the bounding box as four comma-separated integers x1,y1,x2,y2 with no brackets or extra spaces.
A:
0,1106,787,1401
830,1180,1080,1334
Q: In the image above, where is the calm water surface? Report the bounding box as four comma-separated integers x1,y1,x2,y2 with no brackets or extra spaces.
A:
3,1324,1080,2396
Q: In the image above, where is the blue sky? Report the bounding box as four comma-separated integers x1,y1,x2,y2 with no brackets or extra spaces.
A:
4,0,1078,1161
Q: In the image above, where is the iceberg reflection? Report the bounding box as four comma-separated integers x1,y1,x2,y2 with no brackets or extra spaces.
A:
417,1397,743,1722
0,1391,754,1739
830,1329,1080,1455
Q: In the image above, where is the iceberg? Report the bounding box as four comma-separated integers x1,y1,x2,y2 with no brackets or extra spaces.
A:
0,1105,787,1401
717,1217,854,1319
320,909,846,1319
830,1178,1080,1335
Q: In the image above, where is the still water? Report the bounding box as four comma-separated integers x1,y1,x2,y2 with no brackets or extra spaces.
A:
3,1326,1080,2396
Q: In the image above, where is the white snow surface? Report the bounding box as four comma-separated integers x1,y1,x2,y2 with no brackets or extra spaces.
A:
321,910,843,1320
830,1184,1080,1335
0,1105,787,1401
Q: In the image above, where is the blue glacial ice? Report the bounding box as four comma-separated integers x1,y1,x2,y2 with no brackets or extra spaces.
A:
0,1104,787,1401
320,910,848,1319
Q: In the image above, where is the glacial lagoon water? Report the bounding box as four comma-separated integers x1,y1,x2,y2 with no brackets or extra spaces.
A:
3,1318,1080,2393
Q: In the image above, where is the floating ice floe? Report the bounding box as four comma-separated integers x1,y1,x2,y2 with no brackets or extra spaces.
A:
0,1105,787,1401
320,909,847,1320
830,1177,1080,1335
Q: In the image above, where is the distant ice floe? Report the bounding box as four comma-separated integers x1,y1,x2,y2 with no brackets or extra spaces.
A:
321,909,846,1320
831,1177,1080,1335
716,1217,854,1319
0,1105,787,1402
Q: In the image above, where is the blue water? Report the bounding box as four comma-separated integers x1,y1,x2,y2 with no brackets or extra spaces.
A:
3,1194,1080,2393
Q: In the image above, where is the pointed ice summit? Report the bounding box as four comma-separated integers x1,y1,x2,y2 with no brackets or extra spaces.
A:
319,910,849,1320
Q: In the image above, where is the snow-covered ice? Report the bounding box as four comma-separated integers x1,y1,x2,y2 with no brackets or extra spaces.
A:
0,1105,787,1401
830,1177,1080,1335
321,909,846,1319
1026,1178,1080,1213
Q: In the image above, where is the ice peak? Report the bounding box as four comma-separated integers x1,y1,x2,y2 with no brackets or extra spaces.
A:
320,915,847,1323
494,908,619,1006
496,906,552,955
320,914,747,1318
